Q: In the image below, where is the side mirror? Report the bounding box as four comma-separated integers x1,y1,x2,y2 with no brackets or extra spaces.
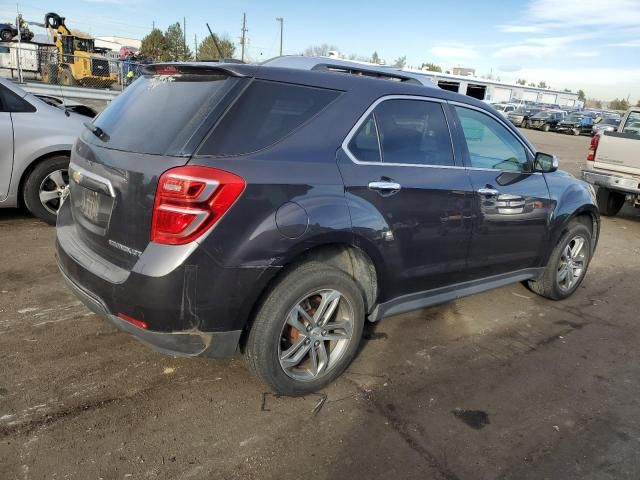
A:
534,152,558,173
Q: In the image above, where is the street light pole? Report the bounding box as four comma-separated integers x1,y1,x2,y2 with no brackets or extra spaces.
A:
275,17,283,56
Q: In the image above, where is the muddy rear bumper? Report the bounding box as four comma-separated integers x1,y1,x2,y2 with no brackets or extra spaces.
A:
58,263,241,357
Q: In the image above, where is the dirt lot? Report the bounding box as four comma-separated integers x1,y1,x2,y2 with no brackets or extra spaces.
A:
1,129,640,480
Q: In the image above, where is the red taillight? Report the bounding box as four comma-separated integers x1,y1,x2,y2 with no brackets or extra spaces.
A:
151,166,245,245
587,134,600,161
153,65,178,75
118,313,148,329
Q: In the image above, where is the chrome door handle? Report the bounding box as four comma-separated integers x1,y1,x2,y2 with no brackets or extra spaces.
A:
477,188,499,196
369,181,401,194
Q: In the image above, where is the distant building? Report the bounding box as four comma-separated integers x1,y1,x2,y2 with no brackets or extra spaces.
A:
451,66,475,76
95,36,141,52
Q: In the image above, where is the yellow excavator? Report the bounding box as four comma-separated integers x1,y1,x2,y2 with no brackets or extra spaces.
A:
43,12,117,86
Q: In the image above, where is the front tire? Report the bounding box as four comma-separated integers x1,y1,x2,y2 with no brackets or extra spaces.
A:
596,188,625,216
528,221,592,300
22,156,70,225
573,128,580,136
244,262,365,395
542,124,550,132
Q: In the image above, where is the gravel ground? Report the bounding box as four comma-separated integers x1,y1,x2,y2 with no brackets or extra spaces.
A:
1,128,639,480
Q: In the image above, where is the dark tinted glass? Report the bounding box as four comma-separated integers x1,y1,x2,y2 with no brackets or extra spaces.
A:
86,74,235,155
348,114,381,162
374,99,453,166
0,86,35,113
199,80,339,156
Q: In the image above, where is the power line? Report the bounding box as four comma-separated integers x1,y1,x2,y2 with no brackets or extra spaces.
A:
240,12,247,62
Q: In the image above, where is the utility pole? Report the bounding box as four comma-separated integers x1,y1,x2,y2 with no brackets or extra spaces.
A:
183,17,187,60
275,17,283,56
240,13,247,63
194,34,198,61
152,20,155,30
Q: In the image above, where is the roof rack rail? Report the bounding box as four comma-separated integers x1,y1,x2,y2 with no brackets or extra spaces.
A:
311,63,421,85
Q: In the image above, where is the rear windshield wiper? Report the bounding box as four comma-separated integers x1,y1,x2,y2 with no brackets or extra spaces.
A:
83,122,110,142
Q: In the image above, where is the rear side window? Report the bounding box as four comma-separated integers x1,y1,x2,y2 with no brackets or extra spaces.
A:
85,74,237,155
0,85,35,113
376,99,454,166
198,80,340,156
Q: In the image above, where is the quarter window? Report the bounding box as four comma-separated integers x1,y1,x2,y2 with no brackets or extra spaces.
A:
348,114,381,163
0,85,35,113
347,99,454,166
455,106,529,172
622,111,640,136
199,80,340,156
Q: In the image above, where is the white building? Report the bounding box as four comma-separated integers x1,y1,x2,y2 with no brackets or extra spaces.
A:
405,69,580,107
95,36,141,52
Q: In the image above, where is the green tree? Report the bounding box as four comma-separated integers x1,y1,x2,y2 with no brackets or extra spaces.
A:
371,51,380,64
528,82,536,87
303,44,338,56
421,62,442,72
393,56,407,68
198,34,235,60
165,22,192,61
564,88,572,93
516,79,526,85
636,100,640,107
140,28,169,61
609,98,629,111
577,89,586,102
537,80,548,89
594,100,603,109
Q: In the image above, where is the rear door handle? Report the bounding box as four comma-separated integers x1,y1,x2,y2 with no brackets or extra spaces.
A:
369,181,401,196
477,187,499,196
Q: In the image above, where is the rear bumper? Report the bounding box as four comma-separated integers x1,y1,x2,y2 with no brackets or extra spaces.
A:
582,170,640,194
55,200,276,358
58,259,242,357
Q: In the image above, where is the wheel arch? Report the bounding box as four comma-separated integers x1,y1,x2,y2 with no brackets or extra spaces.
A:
238,241,381,351
17,150,71,207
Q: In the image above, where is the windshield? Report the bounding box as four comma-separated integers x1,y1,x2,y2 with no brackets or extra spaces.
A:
565,114,583,122
494,105,506,111
533,112,551,119
602,118,620,125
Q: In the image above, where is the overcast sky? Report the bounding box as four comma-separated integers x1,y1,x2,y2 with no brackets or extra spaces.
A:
2,0,638,101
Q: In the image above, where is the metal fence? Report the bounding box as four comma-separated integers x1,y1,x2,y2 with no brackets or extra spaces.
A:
0,42,145,91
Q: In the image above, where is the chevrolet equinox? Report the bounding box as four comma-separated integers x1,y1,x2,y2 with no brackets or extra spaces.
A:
56,62,599,395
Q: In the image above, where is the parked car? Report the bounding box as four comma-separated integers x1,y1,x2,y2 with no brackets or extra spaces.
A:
583,108,640,216
0,77,84,224
0,21,33,42
528,110,565,131
493,103,518,116
591,117,620,136
507,107,542,127
557,113,594,136
57,61,599,395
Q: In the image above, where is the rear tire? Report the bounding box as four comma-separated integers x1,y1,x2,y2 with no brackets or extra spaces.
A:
573,128,580,136
22,156,70,225
60,68,77,86
596,188,625,216
528,221,592,300
542,124,550,132
244,262,365,395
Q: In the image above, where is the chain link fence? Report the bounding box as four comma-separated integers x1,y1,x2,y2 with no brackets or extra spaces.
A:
0,42,146,91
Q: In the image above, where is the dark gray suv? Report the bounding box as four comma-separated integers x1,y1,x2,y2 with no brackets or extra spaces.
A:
56,62,599,394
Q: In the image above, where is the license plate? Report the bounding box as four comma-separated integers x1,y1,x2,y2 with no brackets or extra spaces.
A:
80,189,100,222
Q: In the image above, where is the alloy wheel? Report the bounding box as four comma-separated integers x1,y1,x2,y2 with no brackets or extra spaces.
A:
557,235,587,292
39,169,69,216
278,289,355,382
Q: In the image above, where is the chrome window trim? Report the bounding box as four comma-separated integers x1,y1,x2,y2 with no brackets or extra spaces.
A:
342,95,458,169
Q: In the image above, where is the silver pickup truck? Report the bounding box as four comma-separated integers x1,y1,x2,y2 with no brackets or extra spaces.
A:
583,107,640,216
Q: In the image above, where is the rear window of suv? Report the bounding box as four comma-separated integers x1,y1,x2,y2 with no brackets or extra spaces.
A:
83,73,239,155
198,80,340,156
